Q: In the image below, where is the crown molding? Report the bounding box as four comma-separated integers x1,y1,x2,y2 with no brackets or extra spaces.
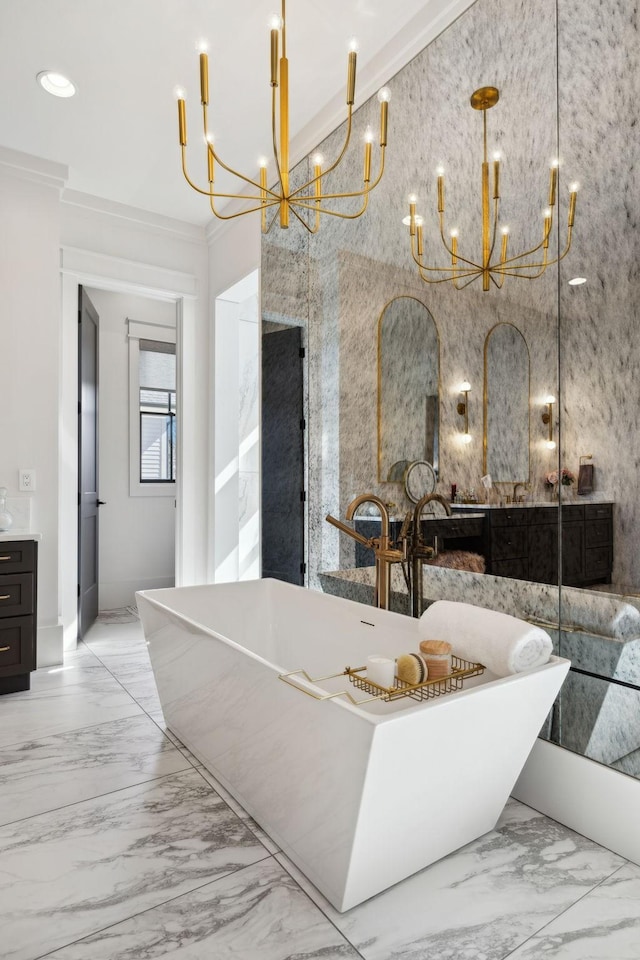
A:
61,190,207,245
0,145,68,191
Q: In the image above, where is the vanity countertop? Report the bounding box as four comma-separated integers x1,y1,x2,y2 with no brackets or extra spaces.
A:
453,498,614,510
0,532,42,541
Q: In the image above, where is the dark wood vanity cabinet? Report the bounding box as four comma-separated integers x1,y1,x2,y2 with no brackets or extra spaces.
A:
480,503,613,586
0,540,38,694
472,503,613,586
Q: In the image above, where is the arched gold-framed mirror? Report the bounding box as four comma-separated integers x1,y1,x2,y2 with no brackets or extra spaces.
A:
483,322,530,482
377,296,440,483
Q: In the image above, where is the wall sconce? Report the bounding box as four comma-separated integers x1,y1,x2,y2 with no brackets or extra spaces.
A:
542,395,556,449
457,381,472,444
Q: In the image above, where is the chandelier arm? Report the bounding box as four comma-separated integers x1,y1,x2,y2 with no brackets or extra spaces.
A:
410,234,480,275
290,195,370,219
437,214,480,270
419,267,480,284
298,147,385,203
209,197,281,220
208,143,282,199
288,109,354,199
496,218,554,268
290,203,321,234
181,148,275,201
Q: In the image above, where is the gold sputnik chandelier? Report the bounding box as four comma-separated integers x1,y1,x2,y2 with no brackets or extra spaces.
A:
175,0,390,233
406,86,578,291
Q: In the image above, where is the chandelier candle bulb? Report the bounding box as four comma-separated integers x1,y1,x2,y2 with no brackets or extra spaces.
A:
568,187,577,227
270,28,279,86
543,209,552,249
437,171,444,213
347,49,357,106
199,53,209,105
548,164,557,207
177,98,187,146
500,227,508,263
363,140,371,183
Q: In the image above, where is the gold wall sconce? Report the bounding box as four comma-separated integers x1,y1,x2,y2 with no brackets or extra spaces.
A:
458,381,472,444
542,395,556,449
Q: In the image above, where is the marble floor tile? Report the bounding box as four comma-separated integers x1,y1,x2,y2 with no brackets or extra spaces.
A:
43,858,360,960
198,768,280,854
275,801,624,960
0,714,191,826
507,862,640,959
0,768,270,960
0,675,144,748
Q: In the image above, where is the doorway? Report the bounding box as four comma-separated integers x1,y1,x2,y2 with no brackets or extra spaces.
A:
78,286,178,625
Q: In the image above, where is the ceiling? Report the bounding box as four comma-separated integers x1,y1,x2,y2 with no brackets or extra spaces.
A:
0,0,472,227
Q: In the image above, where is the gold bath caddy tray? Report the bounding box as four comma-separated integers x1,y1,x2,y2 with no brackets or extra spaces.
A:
279,655,485,706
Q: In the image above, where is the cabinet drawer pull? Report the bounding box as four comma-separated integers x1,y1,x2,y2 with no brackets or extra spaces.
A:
0,646,10,652
0,556,11,561
0,594,10,601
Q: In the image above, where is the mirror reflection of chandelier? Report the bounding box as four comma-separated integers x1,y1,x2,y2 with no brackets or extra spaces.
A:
175,0,390,233
406,86,578,291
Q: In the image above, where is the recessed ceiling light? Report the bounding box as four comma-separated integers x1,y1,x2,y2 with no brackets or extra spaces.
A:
36,71,76,98
568,276,587,286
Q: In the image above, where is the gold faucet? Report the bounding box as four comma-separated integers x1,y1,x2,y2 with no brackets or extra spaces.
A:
326,493,406,610
410,493,452,617
513,482,529,503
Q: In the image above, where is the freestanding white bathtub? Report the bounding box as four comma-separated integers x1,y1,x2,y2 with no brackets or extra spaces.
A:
137,579,569,912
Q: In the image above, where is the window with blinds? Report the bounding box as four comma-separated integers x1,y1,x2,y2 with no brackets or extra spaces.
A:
139,339,176,483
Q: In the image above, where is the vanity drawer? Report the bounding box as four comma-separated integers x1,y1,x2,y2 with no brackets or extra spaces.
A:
585,546,612,579
491,526,528,560
423,518,484,539
585,519,612,547
490,509,528,527
561,504,584,522
491,558,528,579
529,507,557,525
0,573,34,618
585,503,612,521
0,541,36,574
0,616,35,674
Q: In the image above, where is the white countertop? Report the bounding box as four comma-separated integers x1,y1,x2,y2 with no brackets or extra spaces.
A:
0,532,41,541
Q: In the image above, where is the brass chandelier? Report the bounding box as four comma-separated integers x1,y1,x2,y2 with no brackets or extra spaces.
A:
406,86,578,291
176,0,390,233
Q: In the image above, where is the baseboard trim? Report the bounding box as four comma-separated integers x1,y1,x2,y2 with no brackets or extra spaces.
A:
36,623,64,668
513,739,640,865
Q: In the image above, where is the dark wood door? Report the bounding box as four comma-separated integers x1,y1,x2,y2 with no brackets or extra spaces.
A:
261,326,304,584
78,287,100,637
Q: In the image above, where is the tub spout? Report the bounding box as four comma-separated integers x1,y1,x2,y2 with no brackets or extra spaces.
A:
410,492,452,618
327,494,405,610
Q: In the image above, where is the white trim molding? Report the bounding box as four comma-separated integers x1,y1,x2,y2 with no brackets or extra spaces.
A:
60,246,198,301
514,739,640,866
0,145,68,191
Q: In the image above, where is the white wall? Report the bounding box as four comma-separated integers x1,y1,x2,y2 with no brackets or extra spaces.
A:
0,150,67,666
86,287,176,609
213,278,260,582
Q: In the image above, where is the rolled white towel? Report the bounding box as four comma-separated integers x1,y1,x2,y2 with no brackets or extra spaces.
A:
419,599,553,677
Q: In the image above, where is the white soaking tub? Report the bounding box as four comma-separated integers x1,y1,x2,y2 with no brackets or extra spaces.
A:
137,579,569,912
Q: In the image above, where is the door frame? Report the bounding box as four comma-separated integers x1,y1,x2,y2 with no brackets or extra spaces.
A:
60,247,200,649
